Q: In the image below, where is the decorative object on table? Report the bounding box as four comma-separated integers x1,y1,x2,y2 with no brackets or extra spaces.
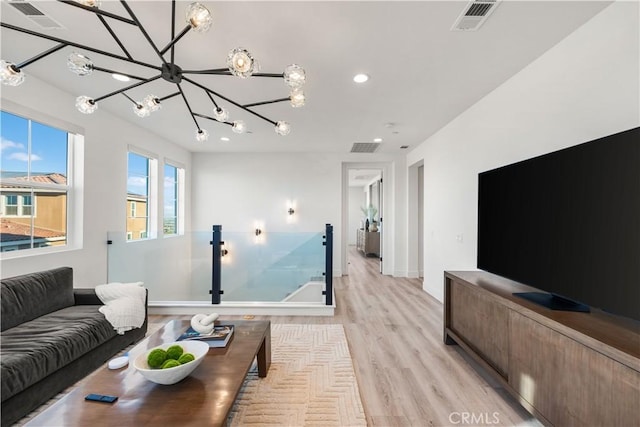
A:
178,324,235,348
107,356,129,370
370,221,378,232
1,1,307,141
134,340,209,385
190,312,219,334
361,204,378,231
365,218,369,231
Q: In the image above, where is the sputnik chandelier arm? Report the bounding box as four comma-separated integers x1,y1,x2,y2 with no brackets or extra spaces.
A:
1,0,307,141
96,14,133,60
0,22,161,71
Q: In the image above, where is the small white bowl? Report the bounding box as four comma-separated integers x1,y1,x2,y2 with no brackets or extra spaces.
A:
134,340,209,385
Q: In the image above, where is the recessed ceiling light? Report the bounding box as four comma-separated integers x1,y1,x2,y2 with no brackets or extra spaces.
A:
112,73,130,82
220,137,230,142
373,137,382,142
353,73,369,83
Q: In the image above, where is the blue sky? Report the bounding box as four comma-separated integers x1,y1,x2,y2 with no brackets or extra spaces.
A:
2,111,178,216
127,152,149,197
1,111,68,176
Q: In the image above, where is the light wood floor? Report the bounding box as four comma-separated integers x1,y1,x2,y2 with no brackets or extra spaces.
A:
152,246,541,427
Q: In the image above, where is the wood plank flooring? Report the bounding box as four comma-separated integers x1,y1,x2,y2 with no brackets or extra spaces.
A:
152,246,541,427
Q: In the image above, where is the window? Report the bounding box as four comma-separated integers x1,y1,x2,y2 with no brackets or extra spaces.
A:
1,110,73,253
4,195,18,216
1,194,33,217
127,150,156,241
163,162,184,236
22,195,32,216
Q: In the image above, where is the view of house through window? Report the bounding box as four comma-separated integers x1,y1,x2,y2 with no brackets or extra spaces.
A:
127,151,151,241
1,111,70,252
163,163,183,235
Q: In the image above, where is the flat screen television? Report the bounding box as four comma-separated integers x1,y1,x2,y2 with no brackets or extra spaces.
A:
477,127,640,322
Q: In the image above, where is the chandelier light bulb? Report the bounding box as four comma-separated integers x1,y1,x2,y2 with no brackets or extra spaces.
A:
290,88,305,108
186,3,212,33
143,95,161,112
75,96,97,114
227,48,255,78
232,120,247,134
0,60,25,86
195,129,209,141
133,103,151,118
212,107,229,122
275,121,291,136
67,52,93,76
283,64,306,88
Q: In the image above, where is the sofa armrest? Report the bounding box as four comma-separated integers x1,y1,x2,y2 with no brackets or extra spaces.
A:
73,288,102,305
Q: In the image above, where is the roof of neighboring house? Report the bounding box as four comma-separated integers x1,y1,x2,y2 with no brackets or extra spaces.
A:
127,193,148,200
0,218,65,243
1,172,67,185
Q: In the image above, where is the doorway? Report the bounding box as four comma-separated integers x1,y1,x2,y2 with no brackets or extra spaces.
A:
341,162,392,276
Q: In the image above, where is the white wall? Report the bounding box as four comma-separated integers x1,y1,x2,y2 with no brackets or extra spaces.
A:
407,1,640,302
348,186,365,245
1,75,192,291
192,153,406,277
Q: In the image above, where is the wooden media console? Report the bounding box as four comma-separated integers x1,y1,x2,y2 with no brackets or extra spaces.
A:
444,271,640,426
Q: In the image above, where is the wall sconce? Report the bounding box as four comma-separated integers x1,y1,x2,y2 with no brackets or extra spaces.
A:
255,228,262,236
220,241,229,256
288,208,295,215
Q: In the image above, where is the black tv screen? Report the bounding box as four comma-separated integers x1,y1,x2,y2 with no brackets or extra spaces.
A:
477,127,640,322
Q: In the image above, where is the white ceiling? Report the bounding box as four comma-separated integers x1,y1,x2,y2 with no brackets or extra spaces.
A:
349,169,381,188
1,1,611,154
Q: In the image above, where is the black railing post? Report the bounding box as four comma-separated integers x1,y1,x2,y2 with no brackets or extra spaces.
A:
211,225,222,304
324,224,333,306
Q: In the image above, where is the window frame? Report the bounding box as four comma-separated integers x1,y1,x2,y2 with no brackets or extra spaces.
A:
0,104,83,258
162,160,185,237
126,146,158,242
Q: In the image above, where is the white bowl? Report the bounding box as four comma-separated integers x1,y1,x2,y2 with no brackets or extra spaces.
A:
134,340,209,385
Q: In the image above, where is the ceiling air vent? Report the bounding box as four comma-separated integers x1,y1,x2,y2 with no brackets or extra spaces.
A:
9,0,64,29
451,0,500,31
350,143,380,154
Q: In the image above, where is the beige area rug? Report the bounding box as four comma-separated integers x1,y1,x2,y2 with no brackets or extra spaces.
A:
17,323,366,427
228,324,367,427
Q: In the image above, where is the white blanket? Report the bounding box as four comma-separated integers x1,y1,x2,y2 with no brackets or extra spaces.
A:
95,282,146,335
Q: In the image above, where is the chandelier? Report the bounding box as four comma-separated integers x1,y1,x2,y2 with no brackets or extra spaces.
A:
0,1,307,141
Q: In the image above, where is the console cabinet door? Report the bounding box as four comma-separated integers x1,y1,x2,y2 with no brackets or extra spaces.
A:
449,280,509,377
509,311,640,426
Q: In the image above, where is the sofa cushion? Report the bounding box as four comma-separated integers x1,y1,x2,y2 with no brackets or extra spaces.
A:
1,267,75,331
0,305,117,401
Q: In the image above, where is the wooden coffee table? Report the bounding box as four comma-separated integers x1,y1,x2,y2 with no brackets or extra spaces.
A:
25,320,271,427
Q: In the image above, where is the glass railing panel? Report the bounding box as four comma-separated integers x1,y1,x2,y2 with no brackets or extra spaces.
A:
220,231,325,302
107,231,212,302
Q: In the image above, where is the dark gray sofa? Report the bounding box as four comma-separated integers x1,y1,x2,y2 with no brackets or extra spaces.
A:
0,267,147,426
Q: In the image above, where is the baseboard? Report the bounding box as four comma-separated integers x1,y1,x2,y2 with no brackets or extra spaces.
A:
407,270,420,278
148,299,336,317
